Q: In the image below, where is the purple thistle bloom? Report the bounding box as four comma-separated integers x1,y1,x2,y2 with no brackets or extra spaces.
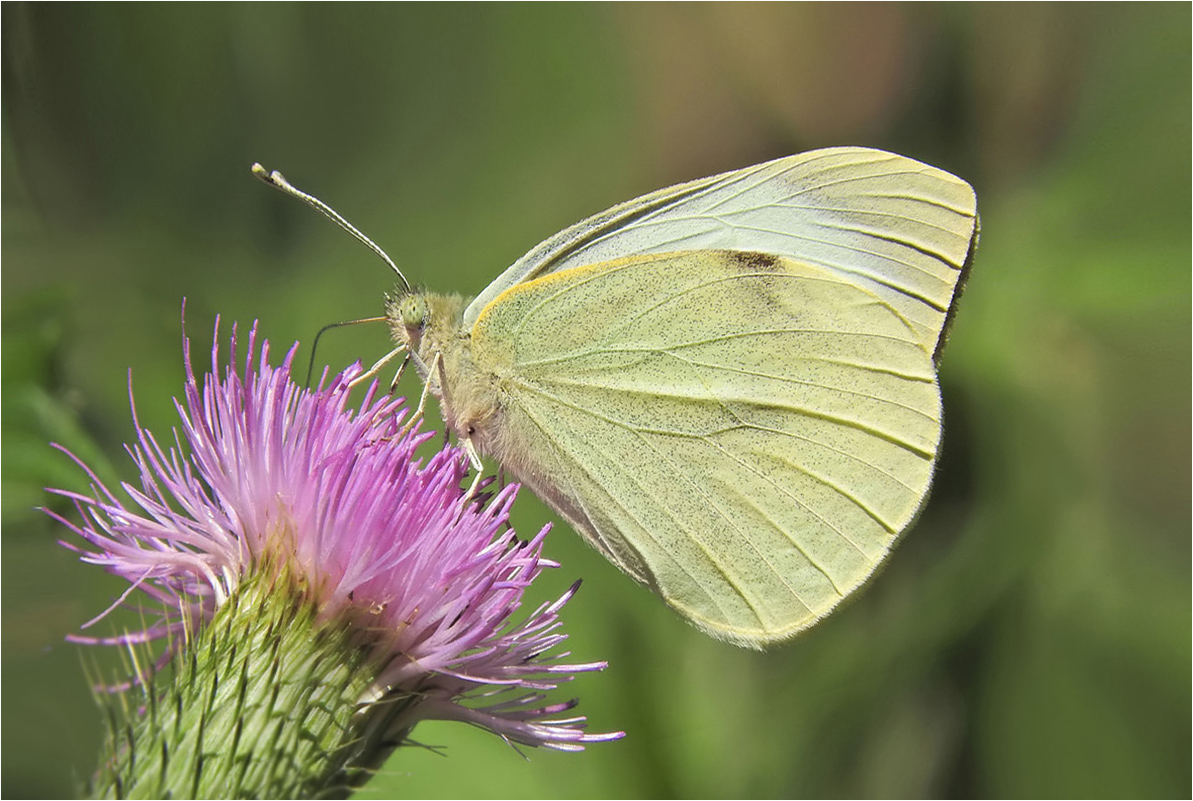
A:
46,318,622,754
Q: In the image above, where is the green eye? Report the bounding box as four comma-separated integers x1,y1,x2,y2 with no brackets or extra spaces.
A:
399,295,428,329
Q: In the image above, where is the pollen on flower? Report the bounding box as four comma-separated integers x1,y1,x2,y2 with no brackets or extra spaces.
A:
45,315,622,769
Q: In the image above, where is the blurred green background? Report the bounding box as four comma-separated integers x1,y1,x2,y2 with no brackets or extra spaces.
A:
3,4,1189,798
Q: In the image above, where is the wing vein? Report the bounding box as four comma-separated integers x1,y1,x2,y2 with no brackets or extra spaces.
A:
512,390,768,623
514,377,892,588
531,373,936,459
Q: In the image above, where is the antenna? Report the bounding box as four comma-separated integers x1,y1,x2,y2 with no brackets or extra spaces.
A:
251,163,411,292
303,315,389,388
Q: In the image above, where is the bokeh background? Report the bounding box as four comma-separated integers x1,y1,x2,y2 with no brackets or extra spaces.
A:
3,4,1188,798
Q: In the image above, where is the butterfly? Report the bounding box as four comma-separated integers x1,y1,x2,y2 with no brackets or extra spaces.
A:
258,147,979,648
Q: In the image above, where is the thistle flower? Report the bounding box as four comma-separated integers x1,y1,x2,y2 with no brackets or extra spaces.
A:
46,318,621,798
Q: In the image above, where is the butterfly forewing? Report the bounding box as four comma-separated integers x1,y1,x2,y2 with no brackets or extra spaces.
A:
469,250,941,646
464,148,978,359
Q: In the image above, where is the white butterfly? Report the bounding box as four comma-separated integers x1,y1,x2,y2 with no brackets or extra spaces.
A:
261,147,979,647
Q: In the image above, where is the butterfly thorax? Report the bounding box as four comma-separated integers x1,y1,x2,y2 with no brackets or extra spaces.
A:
385,290,502,445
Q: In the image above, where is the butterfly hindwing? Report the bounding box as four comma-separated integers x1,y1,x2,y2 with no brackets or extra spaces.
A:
469,250,941,646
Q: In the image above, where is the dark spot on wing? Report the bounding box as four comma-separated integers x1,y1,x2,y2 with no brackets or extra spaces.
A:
728,250,782,272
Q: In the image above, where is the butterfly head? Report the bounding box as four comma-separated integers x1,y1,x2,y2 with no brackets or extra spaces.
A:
386,291,430,353
385,290,472,387
384,290,497,450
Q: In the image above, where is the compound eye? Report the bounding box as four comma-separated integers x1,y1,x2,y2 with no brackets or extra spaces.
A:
400,295,429,329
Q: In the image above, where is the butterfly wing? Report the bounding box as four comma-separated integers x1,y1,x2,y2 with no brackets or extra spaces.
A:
463,147,978,360
469,250,943,647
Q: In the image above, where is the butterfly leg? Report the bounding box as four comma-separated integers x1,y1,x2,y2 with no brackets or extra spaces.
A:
494,466,517,534
461,438,485,502
348,345,406,390
398,351,440,438
388,353,411,394
449,438,490,523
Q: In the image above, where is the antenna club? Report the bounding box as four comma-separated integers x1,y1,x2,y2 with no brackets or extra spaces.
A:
248,161,412,292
